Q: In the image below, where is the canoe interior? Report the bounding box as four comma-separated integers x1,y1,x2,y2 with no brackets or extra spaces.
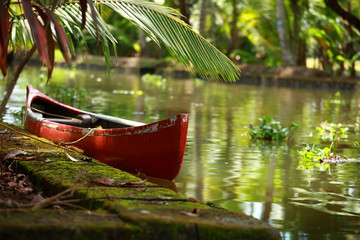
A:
31,98,132,129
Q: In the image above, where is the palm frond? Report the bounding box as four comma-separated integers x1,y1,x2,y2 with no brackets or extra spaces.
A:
55,3,117,44
9,0,240,81
100,0,240,81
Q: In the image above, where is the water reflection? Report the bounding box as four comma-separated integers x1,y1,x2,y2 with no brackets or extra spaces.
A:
1,67,360,240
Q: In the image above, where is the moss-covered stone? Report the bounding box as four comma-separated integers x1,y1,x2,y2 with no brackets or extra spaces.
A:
0,209,140,240
0,122,281,239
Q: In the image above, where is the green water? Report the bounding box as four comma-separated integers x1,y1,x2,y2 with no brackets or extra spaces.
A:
1,67,360,240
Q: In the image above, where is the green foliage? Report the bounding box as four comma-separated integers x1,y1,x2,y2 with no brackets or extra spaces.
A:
230,49,257,64
245,117,298,141
6,0,241,82
47,86,87,106
11,106,26,124
315,122,349,140
297,144,333,171
141,73,166,88
353,141,360,149
193,78,205,87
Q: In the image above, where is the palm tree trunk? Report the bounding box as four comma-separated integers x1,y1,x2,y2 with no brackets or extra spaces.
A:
227,0,239,55
0,46,36,115
138,29,148,57
178,0,191,25
198,0,208,37
276,0,295,66
210,1,216,45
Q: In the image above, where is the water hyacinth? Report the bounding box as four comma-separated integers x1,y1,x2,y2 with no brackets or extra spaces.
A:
245,116,298,141
316,122,349,140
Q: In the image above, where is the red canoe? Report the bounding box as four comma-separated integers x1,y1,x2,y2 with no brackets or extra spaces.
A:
24,85,189,180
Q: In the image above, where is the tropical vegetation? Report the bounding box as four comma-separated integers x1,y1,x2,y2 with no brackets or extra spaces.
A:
0,0,359,112
245,116,298,141
163,0,360,76
297,144,334,171
0,0,242,113
79,0,360,77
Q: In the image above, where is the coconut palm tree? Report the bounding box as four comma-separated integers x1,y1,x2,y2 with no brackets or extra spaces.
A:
0,0,241,113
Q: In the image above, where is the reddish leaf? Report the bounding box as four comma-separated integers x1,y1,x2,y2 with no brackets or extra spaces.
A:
80,0,88,30
41,5,71,64
21,0,51,70
34,4,55,79
46,25,55,79
0,0,10,76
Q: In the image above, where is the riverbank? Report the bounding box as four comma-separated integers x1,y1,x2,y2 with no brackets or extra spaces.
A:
54,55,360,90
0,122,281,240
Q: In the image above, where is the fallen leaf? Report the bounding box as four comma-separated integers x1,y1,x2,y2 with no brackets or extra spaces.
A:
7,181,18,188
64,151,82,162
3,150,29,160
90,178,148,187
67,146,84,154
124,179,148,185
91,177,116,186
180,208,200,217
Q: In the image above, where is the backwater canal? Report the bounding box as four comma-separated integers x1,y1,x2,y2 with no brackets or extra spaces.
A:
1,66,360,240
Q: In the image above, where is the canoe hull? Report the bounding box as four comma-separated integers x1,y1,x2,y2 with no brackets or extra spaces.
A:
24,85,188,180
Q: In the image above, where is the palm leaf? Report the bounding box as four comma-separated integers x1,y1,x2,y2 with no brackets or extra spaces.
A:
101,0,240,81
57,0,240,81
9,0,240,81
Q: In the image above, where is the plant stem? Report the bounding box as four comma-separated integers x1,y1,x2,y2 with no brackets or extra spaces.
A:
0,46,37,115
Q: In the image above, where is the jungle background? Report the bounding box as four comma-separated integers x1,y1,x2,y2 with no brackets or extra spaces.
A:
79,0,360,78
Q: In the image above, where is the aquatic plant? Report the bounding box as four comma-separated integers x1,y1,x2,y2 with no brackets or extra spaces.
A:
10,106,26,124
141,73,166,87
48,86,87,105
316,122,348,140
193,78,205,87
298,142,360,171
297,144,334,171
245,117,298,141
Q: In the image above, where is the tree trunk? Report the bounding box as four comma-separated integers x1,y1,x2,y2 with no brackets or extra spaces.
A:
138,29,148,57
198,0,208,37
209,1,216,45
290,0,299,64
296,39,307,66
276,0,295,66
178,0,191,25
227,0,239,55
343,2,356,77
324,0,360,32
0,46,36,115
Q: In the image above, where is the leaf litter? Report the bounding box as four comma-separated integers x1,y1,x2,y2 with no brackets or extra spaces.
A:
0,149,86,210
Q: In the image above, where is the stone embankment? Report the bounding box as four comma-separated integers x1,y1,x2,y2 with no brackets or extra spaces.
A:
0,122,280,240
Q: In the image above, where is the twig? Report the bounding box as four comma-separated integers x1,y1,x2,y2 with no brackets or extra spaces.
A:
32,184,84,210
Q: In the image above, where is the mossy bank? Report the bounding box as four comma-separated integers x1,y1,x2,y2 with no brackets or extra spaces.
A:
0,122,281,240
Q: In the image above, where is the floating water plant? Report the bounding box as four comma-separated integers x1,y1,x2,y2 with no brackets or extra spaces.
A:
298,143,360,171
141,73,166,87
245,117,298,141
297,144,334,171
48,86,87,105
316,122,348,140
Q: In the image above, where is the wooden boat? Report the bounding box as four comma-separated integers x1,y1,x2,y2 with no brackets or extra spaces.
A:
24,85,188,180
